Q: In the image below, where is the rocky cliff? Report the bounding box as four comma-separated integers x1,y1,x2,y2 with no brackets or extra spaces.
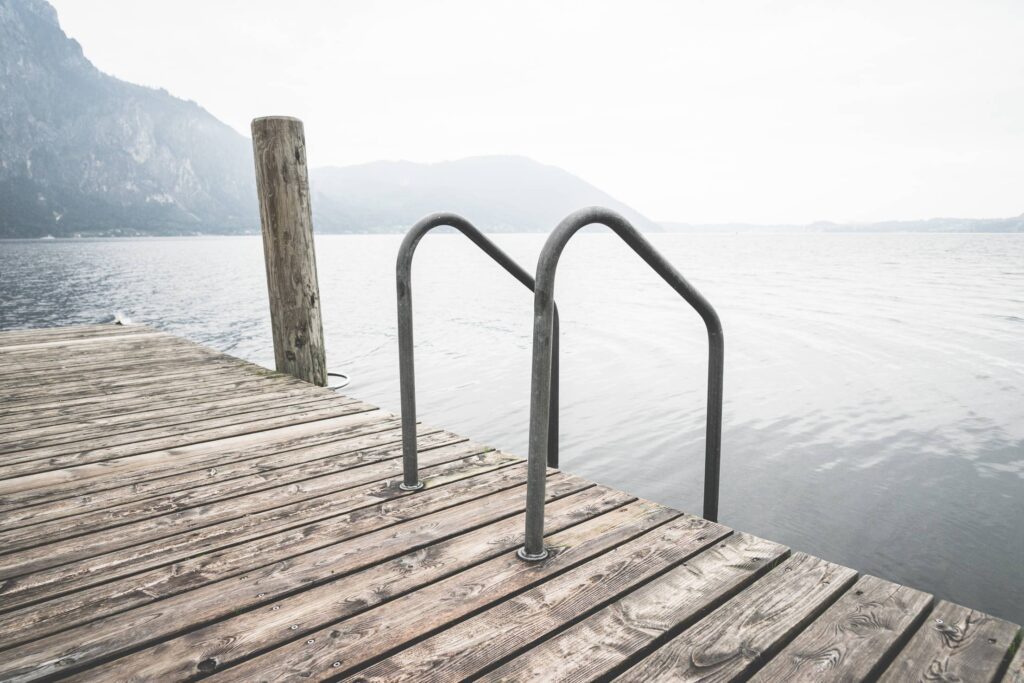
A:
0,0,661,237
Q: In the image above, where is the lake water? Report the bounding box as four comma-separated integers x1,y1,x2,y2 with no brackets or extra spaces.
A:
1,232,1022,623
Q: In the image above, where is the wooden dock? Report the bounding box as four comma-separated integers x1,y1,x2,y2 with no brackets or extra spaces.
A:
0,323,1020,682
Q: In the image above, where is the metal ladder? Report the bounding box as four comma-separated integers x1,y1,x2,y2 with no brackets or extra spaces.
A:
516,207,724,561
396,212,561,492
395,207,723,564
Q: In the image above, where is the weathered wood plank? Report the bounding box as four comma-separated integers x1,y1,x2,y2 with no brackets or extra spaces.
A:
0,456,534,622
0,336,218,373
0,343,234,380
0,410,390,511
0,330,167,352
483,532,789,682
0,419,413,529
63,482,631,681
0,326,1017,683
0,362,270,406
0,472,594,681
0,396,359,467
0,471,585,655
614,553,858,682
0,401,374,479
0,370,300,420
0,323,150,345
208,500,681,682
0,391,353,454
0,442,506,579
878,600,1020,683
0,428,451,548
0,375,322,432
752,574,933,682
351,516,735,682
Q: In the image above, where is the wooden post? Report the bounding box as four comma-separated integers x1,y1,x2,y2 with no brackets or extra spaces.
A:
251,116,327,386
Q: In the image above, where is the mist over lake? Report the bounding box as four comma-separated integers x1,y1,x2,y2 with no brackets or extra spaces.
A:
2,230,1022,623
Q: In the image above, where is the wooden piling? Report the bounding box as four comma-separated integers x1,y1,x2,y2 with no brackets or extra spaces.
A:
251,116,327,386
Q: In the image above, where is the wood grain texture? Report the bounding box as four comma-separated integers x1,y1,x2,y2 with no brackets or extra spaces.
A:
615,553,858,682
1003,641,1024,683
0,430,464,554
0,470,585,681
878,600,1020,683
67,483,632,682
0,443,507,582
752,574,933,682
0,327,1018,683
0,409,387,510
0,388,346,453
0,417,411,528
251,116,326,386
0,459,543,640
483,532,789,683
0,401,371,478
207,500,680,682
350,515,734,682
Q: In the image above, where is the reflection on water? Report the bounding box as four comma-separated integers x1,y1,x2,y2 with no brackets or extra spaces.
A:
1,232,1022,622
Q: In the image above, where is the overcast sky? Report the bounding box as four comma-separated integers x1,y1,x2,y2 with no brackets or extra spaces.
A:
50,0,1023,224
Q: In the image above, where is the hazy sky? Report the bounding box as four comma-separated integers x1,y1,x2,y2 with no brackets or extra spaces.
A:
49,0,1023,224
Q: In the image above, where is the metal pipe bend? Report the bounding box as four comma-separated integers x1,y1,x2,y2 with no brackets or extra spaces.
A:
519,206,725,561
396,212,562,494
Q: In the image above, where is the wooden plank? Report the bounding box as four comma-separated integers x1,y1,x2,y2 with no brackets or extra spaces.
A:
483,532,789,682
0,330,166,352
0,323,151,345
878,600,1020,683
0,472,596,681
59,482,631,681
0,339,226,374
0,455,535,620
0,390,354,453
0,344,262,386
614,553,858,682
0,341,264,386
0,395,352,462
351,516,736,682
0,370,300,420
0,441,505,578
0,361,265,405
0,401,373,479
0,428,452,548
0,364,250,405
0,418,412,528
207,500,682,682
0,410,390,511
0,342,216,371
1003,641,1024,683
0,466,572,648
0,375,320,431
752,574,933,682
0,389,358,454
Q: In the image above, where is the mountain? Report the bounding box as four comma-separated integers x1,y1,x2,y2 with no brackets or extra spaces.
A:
0,0,256,237
661,214,1024,233
0,0,660,237
310,157,661,233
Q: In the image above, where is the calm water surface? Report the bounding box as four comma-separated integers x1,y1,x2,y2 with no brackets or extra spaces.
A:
2,233,1022,622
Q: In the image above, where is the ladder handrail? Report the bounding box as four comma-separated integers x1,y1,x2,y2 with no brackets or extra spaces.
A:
518,206,724,561
397,212,561,491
